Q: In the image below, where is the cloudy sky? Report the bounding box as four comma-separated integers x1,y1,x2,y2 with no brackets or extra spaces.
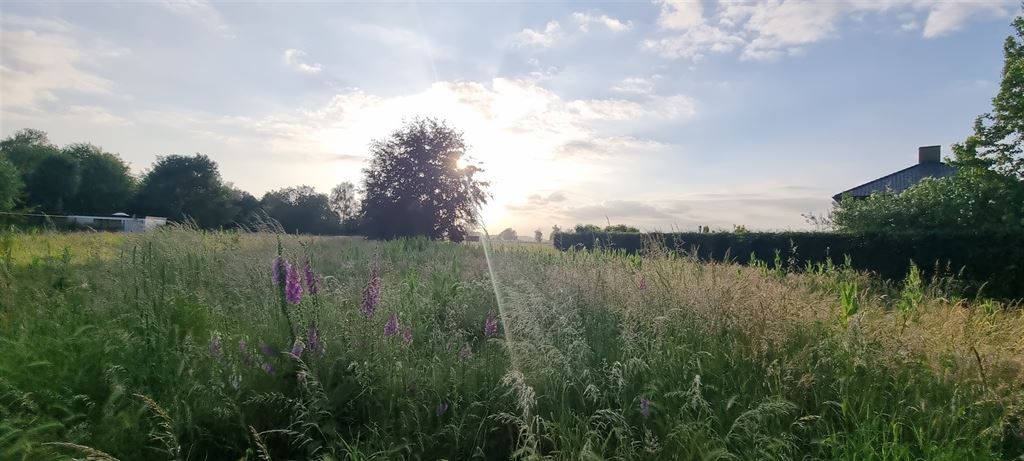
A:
0,1,1017,234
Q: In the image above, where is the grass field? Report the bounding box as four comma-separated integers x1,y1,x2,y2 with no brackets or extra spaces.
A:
1,228,1022,460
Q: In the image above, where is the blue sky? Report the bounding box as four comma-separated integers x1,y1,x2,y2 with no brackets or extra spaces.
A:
0,1,1017,233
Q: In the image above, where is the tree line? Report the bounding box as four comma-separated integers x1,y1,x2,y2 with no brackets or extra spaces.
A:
0,117,489,239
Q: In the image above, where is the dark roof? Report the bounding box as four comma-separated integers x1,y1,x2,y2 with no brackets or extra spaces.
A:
832,162,955,201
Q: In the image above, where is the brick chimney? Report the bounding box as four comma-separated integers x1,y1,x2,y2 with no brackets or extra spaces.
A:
919,145,941,164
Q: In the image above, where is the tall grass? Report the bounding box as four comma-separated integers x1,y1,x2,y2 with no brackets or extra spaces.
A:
0,227,1021,460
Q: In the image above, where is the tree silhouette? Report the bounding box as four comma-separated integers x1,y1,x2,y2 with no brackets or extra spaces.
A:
261,185,340,234
135,154,237,228
361,117,489,241
63,143,135,214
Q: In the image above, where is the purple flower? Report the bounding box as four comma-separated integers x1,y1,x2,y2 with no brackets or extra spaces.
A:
260,341,275,358
307,324,321,356
361,262,381,318
290,339,305,358
209,333,223,358
303,260,319,295
261,363,275,375
638,274,647,291
272,256,286,285
384,314,399,337
484,311,499,338
436,401,449,417
238,338,248,354
639,397,651,419
285,261,302,304
402,326,413,345
458,344,473,360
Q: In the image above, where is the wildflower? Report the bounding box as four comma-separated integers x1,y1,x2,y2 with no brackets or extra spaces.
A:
639,397,651,419
458,344,473,360
261,363,275,375
271,256,286,285
290,339,305,358
402,326,413,345
384,314,399,337
285,261,302,304
437,401,449,417
303,260,319,295
209,333,223,358
484,311,499,338
638,274,647,290
307,324,321,356
238,338,253,366
260,341,275,358
361,261,381,318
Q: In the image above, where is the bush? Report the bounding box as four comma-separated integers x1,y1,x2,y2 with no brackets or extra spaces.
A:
552,231,1024,299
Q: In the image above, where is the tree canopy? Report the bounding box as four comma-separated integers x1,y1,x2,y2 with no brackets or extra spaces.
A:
63,143,136,214
360,117,489,241
135,154,238,228
261,186,340,235
0,156,22,212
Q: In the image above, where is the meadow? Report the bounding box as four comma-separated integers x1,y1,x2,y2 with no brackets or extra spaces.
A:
1,228,1022,460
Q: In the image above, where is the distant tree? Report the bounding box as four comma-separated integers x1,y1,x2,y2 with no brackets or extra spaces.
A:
499,228,518,241
63,143,136,214
135,154,237,228
534,229,543,243
551,225,561,236
25,153,81,214
361,117,489,241
329,182,358,220
574,224,602,233
1,129,63,212
229,188,263,228
0,156,22,211
261,185,341,234
604,224,640,233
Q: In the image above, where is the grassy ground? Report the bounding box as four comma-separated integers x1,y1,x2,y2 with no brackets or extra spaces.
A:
0,228,1022,460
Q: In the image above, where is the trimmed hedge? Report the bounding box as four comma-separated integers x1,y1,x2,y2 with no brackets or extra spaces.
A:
552,231,1024,299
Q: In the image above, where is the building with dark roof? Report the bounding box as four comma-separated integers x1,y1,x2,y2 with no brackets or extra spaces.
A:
832,145,956,201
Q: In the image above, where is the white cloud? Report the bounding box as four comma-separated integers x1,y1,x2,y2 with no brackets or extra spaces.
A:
645,0,1015,62
571,11,633,32
283,49,322,74
160,0,233,37
922,2,1010,38
512,21,563,47
348,23,450,57
612,77,655,95
657,0,705,30
0,16,123,110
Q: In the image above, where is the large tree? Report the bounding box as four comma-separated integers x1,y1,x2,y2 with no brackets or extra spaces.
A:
261,185,340,234
63,143,136,214
25,153,81,214
0,156,22,211
953,14,1024,179
135,154,237,228
361,117,489,241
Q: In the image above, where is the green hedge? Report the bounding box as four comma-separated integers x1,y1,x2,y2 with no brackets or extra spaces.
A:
552,231,1024,299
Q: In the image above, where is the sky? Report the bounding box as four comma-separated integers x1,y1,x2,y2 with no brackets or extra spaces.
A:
0,0,1018,235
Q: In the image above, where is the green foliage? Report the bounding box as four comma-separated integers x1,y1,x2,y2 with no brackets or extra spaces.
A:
830,167,1024,233
551,230,1024,298
838,281,858,328
261,186,341,235
62,143,136,214
603,224,640,233
134,154,238,228
0,230,1020,460
498,227,518,241
360,117,489,241
25,153,81,214
0,156,22,211
328,181,361,234
954,14,1024,179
